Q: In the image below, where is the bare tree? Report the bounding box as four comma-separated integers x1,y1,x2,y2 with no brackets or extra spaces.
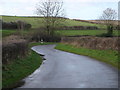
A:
99,8,117,35
36,0,65,35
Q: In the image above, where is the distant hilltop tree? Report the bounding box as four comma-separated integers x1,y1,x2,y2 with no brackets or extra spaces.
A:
36,0,65,35
99,8,117,36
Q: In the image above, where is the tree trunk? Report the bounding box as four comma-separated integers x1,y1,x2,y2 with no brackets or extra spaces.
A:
107,24,113,35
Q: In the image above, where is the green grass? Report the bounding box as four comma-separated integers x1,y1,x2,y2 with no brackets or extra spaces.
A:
2,16,104,28
2,42,55,88
55,43,119,69
2,29,119,38
1,29,34,37
2,50,42,88
2,16,44,28
64,19,105,29
56,30,119,36
1,30,17,37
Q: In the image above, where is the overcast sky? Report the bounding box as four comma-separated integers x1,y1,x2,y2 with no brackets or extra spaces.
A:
0,0,119,20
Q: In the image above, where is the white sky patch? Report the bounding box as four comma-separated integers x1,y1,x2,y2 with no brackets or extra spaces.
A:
0,0,39,4
64,0,119,2
0,7,3,15
0,0,118,19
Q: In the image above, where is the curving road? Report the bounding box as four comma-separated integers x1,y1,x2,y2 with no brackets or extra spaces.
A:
19,45,118,88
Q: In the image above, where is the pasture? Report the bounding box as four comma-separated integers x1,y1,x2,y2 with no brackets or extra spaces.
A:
1,30,17,37
2,29,119,37
2,16,104,29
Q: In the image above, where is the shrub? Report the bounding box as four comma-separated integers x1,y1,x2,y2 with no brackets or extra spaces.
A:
62,26,98,30
25,23,32,30
2,36,28,64
61,36,118,50
115,25,120,30
96,33,113,37
31,30,61,42
2,21,18,29
2,20,32,30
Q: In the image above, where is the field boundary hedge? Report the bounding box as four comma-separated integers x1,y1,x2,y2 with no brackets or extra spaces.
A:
2,35,28,64
62,26,98,30
61,36,119,50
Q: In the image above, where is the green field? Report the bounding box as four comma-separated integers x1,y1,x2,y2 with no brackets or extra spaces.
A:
56,30,119,36
2,16,103,28
1,29,34,37
2,16,107,37
2,16,44,28
2,29,119,37
1,30,17,37
55,43,119,69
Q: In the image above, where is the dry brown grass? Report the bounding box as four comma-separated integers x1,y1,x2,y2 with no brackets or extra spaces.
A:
61,36,118,50
2,35,28,64
3,35,26,45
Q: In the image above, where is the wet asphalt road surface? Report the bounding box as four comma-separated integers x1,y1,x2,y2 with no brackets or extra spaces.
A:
19,45,118,88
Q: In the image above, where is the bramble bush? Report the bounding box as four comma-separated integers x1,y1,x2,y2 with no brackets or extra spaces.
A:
31,29,61,42
2,36,29,64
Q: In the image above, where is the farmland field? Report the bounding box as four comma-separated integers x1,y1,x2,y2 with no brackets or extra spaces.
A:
1,30,32,37
1,16,118,37
1,29,119,37
2,16,104,29
1,30,17,37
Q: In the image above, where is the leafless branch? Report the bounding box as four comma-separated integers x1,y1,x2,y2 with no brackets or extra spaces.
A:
36,0,65,34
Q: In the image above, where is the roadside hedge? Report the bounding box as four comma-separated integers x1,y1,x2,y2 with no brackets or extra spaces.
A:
2,40,28,64
31,30,61,42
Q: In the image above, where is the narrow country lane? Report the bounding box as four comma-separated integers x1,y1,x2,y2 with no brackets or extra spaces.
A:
18,45,118,88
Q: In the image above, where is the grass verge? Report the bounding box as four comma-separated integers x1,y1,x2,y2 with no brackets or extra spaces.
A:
2,42,55,88
55,43,119,69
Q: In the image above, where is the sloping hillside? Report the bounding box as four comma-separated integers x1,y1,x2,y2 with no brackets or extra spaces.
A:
2,16,103,29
